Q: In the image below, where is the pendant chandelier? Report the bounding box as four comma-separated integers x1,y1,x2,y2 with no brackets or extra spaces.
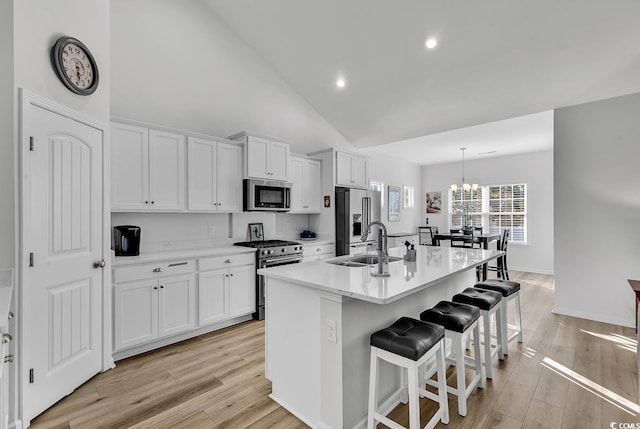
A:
450,147,478,192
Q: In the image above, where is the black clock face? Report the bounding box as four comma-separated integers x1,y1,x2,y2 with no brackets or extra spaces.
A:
50,37,99,95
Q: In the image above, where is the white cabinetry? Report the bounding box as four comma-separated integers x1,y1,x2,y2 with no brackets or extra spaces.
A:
303,242,335,262
111,122,186,211
290,155,322,213
188,137,243,212
113,261,196,351
198,254,255,326
230,132,290,180
336,150,368,188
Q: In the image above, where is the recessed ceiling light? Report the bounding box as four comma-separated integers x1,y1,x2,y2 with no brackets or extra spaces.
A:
425,38,437,49
336,79,346,88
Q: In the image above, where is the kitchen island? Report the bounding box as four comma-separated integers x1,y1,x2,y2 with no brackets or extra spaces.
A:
259,245,502,429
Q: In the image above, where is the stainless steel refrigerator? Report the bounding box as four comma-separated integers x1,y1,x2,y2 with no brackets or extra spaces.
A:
335,187,382,256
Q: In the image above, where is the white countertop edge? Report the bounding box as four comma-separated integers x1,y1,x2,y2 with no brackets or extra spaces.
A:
259,248,503,305
260,266,483,305
112,246,256,266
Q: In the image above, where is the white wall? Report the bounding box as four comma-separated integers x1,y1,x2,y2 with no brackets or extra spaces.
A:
110,0,352,154
421,150,554,274
362,152,423,234
554,92,640,328
0,1,14,269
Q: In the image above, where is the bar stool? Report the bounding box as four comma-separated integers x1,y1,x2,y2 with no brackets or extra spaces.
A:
367,317,449,429
452,287,504,379
420,301,484,416
475,279,522,355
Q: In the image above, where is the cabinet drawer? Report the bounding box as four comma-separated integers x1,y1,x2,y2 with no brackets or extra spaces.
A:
113,260,194,284
199,253,255,271
303,243,334,258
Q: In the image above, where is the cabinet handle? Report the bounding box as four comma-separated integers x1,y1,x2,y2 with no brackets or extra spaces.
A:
153,286,158,290
160,285,164,289
153,267,163,273
2,333,12,343
145,201,149,204
151,201,155,204
230,273,234,277
168,262,188,267
225,259,231,264
4,354,13,363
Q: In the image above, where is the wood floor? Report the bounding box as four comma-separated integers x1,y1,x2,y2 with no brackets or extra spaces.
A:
30,271,638,429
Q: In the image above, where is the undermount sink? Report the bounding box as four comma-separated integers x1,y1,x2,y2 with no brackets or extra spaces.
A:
326,255,403,267
348,255,403,265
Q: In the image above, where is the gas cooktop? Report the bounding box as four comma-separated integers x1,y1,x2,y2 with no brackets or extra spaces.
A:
234,239,300,248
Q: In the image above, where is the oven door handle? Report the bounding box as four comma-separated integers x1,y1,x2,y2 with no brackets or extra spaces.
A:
261,255,303,267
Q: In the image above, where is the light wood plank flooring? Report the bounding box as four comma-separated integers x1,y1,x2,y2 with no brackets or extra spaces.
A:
30,271,638,429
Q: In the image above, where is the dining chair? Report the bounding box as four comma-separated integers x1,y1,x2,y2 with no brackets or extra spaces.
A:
429,226,440,246
487,229,510,279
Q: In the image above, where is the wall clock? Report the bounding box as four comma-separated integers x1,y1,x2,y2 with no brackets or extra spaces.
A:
50,36,99,95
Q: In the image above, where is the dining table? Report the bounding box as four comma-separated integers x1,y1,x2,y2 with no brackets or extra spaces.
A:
433,232,502,280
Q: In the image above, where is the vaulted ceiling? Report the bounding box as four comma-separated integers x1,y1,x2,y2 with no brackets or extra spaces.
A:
204,0,640,163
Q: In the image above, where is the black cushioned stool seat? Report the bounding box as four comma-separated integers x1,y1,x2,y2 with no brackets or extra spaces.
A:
419,300,484,416
368,317,449,428
475,279,520,296
476,278,523,355
452,287,502,310
370,316,445,361
420,301,480,333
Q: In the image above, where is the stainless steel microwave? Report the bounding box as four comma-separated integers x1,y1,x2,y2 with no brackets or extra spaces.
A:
243,179,292,212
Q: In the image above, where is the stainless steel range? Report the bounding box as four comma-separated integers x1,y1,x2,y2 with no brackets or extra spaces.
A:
234,239,303,320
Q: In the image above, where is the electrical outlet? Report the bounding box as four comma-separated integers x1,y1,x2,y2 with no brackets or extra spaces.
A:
207,225,215,236
327,319,337,343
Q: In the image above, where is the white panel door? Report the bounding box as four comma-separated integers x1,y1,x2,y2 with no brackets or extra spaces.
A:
23,104,103,422
229,265,255,317
216,142,243,212
305,159,322,212
269,141,290,180
289,156,305,212
158,274,196,337
187,137,216,211
247,136,269,179
198,270,228,325
111,123,149,210
114,279,158,350
148,130,186,210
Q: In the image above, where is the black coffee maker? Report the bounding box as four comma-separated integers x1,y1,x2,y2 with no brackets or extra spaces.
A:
113,225,141,256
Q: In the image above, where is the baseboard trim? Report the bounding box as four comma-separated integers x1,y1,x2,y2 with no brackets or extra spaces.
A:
268,394,318,429
552,305,634,328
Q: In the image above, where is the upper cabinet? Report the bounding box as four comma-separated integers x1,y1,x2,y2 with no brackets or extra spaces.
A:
187,137,243,212
335,150,368,188
229,132,290,181
290,155,322,213
111,122,186,211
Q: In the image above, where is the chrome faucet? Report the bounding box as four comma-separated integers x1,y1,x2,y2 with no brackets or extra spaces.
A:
361,221,390,277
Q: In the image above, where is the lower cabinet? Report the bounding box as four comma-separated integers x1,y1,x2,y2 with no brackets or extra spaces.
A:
303,243,335,262
199,264,255,326
114,273,196,351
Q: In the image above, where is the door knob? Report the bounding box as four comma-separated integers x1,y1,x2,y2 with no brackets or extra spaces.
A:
93,260,106,268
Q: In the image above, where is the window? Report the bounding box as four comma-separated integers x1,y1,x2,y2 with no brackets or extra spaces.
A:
450,188,483,229
448,183,527,243
403,185,414,208
370,181,384,207
488,184,527,243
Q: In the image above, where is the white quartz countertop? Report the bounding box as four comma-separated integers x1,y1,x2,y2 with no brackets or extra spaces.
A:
258,246,502,304
112,246,256,267
0,269,14,330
